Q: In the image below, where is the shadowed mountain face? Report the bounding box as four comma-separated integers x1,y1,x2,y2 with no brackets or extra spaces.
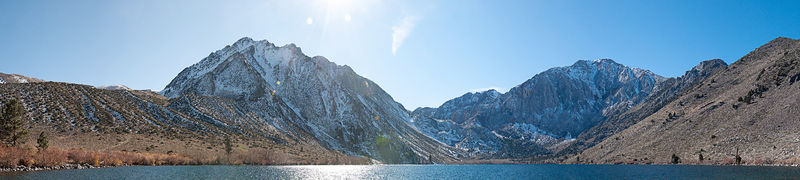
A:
573,37,800,164
411,59,665,157
162,37,458,163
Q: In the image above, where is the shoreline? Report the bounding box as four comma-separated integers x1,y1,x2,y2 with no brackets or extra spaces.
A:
4,161,799,175
0,163,104,175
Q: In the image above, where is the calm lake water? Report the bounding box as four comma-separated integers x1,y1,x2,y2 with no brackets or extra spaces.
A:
3,164,800,179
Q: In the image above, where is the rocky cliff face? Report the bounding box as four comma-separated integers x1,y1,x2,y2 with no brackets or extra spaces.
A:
573,37,800,164
411,59,664,157
558,59,728,157
162,37,457,163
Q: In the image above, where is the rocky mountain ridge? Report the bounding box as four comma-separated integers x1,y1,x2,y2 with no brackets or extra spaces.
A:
4,36,798,165
572,37,800,164
411,59,666,158
555,59,728,159
161,37,458,163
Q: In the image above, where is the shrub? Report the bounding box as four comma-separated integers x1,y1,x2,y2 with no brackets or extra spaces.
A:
735,148,742,165
735,154,742,165
0,146,32,168
671,154,680,164
34,149,68,167
238,148,275,165
698,153,704,162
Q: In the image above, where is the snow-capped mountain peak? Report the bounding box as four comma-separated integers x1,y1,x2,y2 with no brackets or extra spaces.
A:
160,37,458,163
411,58,664,156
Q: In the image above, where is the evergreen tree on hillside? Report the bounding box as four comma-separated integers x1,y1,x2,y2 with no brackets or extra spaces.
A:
37,132,48,151
0,99,28,146
224,136,233,156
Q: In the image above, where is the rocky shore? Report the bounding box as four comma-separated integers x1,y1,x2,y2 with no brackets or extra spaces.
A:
0,163,102,173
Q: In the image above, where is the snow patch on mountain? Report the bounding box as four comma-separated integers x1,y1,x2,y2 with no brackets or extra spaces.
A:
411,59,663,157
160,37,459,163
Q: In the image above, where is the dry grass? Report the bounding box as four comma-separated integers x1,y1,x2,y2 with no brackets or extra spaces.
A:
1,146,194,168
66,148,194,166
2,144,369,169
0,146,33,168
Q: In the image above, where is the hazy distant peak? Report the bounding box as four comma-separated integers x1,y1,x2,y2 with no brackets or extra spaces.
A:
96,84,132,91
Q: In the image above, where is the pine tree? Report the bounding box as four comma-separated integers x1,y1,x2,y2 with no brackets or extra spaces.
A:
224,136,233,156
1,99,28,146
37,132,48,151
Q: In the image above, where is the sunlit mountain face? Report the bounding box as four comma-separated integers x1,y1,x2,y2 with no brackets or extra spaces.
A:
161,37,460,163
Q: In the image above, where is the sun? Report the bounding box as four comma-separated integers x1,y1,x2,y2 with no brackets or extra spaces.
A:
323,0,357,10
309,0,364,24
319,0,358,15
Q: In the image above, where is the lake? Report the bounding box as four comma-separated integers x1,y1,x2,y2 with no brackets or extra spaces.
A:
3,164,800,179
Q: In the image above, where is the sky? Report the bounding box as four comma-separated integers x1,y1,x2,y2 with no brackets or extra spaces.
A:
1,0,800,110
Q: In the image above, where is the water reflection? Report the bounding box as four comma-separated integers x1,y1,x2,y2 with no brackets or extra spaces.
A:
277,165,378,179
4,164,800,180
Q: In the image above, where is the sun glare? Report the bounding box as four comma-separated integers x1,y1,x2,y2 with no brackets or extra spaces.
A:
323,0,357,10
319,0,358,22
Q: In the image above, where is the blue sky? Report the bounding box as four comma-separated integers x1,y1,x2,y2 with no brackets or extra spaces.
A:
1,0,799,109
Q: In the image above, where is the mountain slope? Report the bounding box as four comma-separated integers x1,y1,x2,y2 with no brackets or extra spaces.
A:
573,37,800,164
556,59,728,157
162,37,458,163
411,59,664,158
0,72,44,84
0,81,369,164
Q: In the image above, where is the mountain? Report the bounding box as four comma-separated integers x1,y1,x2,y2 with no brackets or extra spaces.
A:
7,35,794,165
0,72,44,84
411,59,665,158
572,37,800,164
161,37,457,163
0,80,363,164
555,59,728,158
0,37,457,164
